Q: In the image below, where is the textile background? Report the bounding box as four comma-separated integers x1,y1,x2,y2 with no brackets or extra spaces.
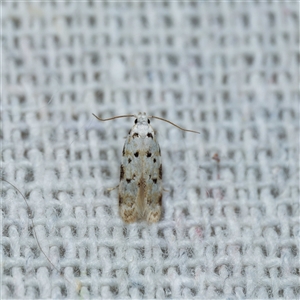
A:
1,1,299,299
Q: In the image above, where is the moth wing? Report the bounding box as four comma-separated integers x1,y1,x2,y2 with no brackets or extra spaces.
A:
118,139,142,223
143,181,162,223
142,143,163,223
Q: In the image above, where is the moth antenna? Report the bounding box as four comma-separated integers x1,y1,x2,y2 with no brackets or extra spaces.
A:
149,115,200,134
2,179,77,289
92,113,135,121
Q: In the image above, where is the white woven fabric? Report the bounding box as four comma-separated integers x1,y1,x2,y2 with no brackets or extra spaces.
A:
2,1,299,299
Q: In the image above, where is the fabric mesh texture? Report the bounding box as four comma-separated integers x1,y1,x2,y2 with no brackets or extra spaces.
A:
1,1,299,299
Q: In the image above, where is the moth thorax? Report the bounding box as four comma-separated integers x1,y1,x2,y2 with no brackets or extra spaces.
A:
131,124,154,138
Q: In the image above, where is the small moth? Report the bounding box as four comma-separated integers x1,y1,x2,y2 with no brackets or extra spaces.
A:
93,112,199,223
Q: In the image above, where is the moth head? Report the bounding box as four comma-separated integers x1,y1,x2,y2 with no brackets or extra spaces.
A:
134,118,150,124
135,112,149,126
130,112,154,138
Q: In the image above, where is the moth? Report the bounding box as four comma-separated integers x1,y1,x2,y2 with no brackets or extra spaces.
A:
93,112,199,223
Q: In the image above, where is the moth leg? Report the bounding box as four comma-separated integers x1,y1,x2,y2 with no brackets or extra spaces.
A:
107,185,119,192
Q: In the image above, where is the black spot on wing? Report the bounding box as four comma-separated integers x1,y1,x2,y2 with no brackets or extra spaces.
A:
133,133,139,138
152,178,157,184
134,151,139,157
147,151,151,157
119,195,123,205
126,179,131,183
128,158,132,163
138,178,146,189
158,194,162,205
153,158,156,163
120,165,125,180
159,164,162,179
122,146,125,156
147,133,153,139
